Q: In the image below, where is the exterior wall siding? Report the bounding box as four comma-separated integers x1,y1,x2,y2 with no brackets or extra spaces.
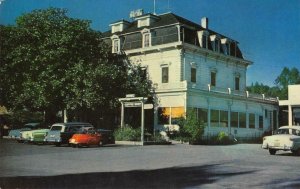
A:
184,51,247,91
129,49,182,85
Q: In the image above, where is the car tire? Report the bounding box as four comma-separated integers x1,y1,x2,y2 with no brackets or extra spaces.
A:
55,143,61,147
98,141,103,147
269,149,276,155
292,149,300,156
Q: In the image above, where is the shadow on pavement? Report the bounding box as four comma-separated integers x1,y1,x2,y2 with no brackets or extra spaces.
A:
0,164,256,189
265,178,300,189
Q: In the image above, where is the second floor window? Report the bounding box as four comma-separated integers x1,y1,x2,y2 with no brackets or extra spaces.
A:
162,67,169,83
143,33,150,47
235,77,240,90
191,68,196,83
211,72,216,87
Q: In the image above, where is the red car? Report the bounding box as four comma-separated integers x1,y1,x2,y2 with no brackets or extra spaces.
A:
69,127,104,147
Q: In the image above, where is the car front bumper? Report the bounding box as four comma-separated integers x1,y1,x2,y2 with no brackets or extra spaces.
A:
262,144,294,150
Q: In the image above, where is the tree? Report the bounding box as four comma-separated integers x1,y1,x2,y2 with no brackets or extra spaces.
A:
0,8,151,124
247,67,300,100
275,67,300,99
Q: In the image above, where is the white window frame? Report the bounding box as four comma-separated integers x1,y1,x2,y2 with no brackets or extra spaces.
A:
141,29,151,48
210,68,217,87
143,33,151,47
161,66,169,83
235,76,240,91
210,35,220,52
111,35,120,54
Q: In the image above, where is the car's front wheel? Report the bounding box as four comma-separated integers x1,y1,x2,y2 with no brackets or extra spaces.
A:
55,142,61,147
269,149,277,155
291,149,300,156
98,141,103,147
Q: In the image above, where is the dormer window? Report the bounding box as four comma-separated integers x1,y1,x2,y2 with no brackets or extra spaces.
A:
111,35,120,53
202,35,207,49
113,39,120,53
214,39,220,52
197,30,209,49
210,35,220,52
143,33,150,47
141,28,151,48
135,13,159,28
221,38,231,55
109,20,130,34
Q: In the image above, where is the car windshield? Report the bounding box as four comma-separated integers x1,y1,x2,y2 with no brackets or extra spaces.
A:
87,128,96,134
275,128,289,135
50,126,62,131
292,129,300,136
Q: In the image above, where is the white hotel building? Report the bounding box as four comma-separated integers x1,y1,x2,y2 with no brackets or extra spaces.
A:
102,12,278,138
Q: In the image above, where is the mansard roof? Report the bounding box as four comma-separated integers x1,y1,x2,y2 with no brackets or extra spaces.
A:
102,12,244,59
103,13,233,39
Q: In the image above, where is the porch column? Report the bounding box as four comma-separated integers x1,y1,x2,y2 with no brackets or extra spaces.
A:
63,109,67,123
288,105,292,126
121,102,124,128
141,100,145,145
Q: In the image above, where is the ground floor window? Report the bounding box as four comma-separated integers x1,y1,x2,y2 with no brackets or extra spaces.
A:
292,107,300,125
158,107,169,124
239,112,246,128
171,107,185,124
211,109,219,127
158,106,264,129
231,112,238,127
158,107,184,125
249,113,255,128
197,108,208,126
220,110,228,127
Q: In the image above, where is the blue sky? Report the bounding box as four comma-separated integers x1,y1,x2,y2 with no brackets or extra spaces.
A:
0,0,299,86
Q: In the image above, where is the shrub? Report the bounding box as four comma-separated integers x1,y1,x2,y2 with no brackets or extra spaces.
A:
113,126,141,141
216,131,231,144
150,134,167,142
176,109,205,143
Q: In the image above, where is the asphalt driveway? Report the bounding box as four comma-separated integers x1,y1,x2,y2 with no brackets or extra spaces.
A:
1,139,300,188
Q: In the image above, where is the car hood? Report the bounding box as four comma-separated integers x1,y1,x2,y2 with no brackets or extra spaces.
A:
8,128,31,137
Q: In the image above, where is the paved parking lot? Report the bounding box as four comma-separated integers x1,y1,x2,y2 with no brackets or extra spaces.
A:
1,139,300,189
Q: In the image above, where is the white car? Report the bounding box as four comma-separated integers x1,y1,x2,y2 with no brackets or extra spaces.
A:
262,126,300,155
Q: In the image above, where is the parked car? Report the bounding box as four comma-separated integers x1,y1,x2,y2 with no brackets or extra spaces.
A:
262,126,300,155
44,122,93,146
69,127,101,147
8,123,41,141
19,128,50,144
96,129,115,145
